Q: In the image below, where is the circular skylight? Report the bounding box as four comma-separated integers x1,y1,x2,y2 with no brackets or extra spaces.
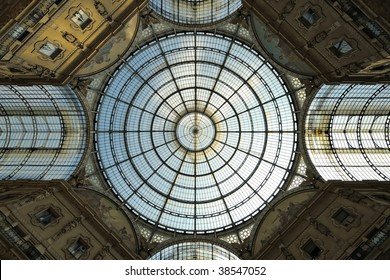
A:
176,113,216,151
95,32,297,234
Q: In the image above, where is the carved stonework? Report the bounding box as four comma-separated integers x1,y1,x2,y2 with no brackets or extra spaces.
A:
336,63,362,77
299,169,324,188
299,77,322,96
280,0,297,20
94,1,112,22
141,9,160,29
61,31,84,49
338,189,375,208
94,245,111,260
0,61,55,78
69,78,93,97
20,188,55,206
54,217,82,240
308,31,329,48
309,218,333,237
368,192,390,206
231,7,250,28
139,236,158,259
280,245,295,260
68,167,90,187
26,63,56,78
232,238,251,259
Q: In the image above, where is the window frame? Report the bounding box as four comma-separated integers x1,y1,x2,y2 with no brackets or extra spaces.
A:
70,9,92,30
38,41,63,60
332,208,355,227
329,39,355,58
31,205,62,229
34,207,59,227
301,239,322,259
67,237,89,260
299,8,320,28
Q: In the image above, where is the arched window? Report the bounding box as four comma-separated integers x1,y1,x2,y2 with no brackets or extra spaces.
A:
305,84,390,180
0,85,86,180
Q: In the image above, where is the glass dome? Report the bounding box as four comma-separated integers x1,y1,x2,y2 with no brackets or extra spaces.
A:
149,241,240,260
95,32,297,234
149,0,242,25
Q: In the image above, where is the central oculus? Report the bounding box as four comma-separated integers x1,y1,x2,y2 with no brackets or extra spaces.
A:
176,112,215,152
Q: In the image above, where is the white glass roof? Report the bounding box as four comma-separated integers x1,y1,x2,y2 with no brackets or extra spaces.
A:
305,84,390,181
149,0,242,25
95,32,297,234
0,85,86,180
149,241,240,260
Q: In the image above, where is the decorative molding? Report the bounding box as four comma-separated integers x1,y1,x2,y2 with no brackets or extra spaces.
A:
69,78,94,96
308,31,329,48
94,1,112,22
280,0,297,20
335,62,362,77
231,7,250,29
309,218,333,237
94,245,111,260
337,189,376,208
53,216,82,241
279,245,295,260
67,166,90,187
367,192,390,206
299,77,322,96
19,187,55,206
231,238,251,259
61,31,84,49
140,9,160,29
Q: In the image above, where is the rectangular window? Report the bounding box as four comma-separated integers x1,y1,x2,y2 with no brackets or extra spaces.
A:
28,8,45,24
68,239,88,259
35,208,58,226
363,21,382,39
332,208,355,226
329,40,354,57
299,9,319,28
71,9,92,30
38,42,62,59
302,239,321,259
9,25,30,42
